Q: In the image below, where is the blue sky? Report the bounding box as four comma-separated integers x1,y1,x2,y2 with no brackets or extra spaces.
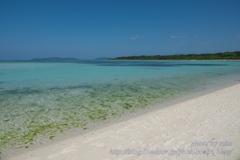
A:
0,0,240,60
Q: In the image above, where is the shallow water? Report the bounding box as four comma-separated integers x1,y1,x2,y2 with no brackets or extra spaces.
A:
0,60,240,156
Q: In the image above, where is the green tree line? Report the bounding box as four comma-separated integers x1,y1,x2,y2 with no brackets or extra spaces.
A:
109,51,240,60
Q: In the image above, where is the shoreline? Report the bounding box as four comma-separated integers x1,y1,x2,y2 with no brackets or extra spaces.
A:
6,83,240,160
107,59,240,61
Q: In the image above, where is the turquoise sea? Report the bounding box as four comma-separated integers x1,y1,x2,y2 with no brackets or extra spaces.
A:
0,60,240,156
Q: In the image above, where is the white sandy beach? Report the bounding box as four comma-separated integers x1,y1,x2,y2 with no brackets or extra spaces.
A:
7,83,240,160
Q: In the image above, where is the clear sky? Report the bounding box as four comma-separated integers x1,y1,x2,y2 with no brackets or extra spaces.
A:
0,0,240,60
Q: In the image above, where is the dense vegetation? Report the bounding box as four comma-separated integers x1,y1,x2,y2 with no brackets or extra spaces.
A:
109,51,240,60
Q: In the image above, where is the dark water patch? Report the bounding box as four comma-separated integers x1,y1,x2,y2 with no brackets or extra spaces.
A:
0,84,95,96
48,87,60,91
49,84,94,91
0,88,43,95
217,73,225,76
178,63,227,66
67,84,94,90
76,60,228,67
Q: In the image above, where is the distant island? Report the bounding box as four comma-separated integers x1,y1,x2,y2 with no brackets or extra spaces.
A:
30,57,80,61
30,57,111,61
108,51,240,60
